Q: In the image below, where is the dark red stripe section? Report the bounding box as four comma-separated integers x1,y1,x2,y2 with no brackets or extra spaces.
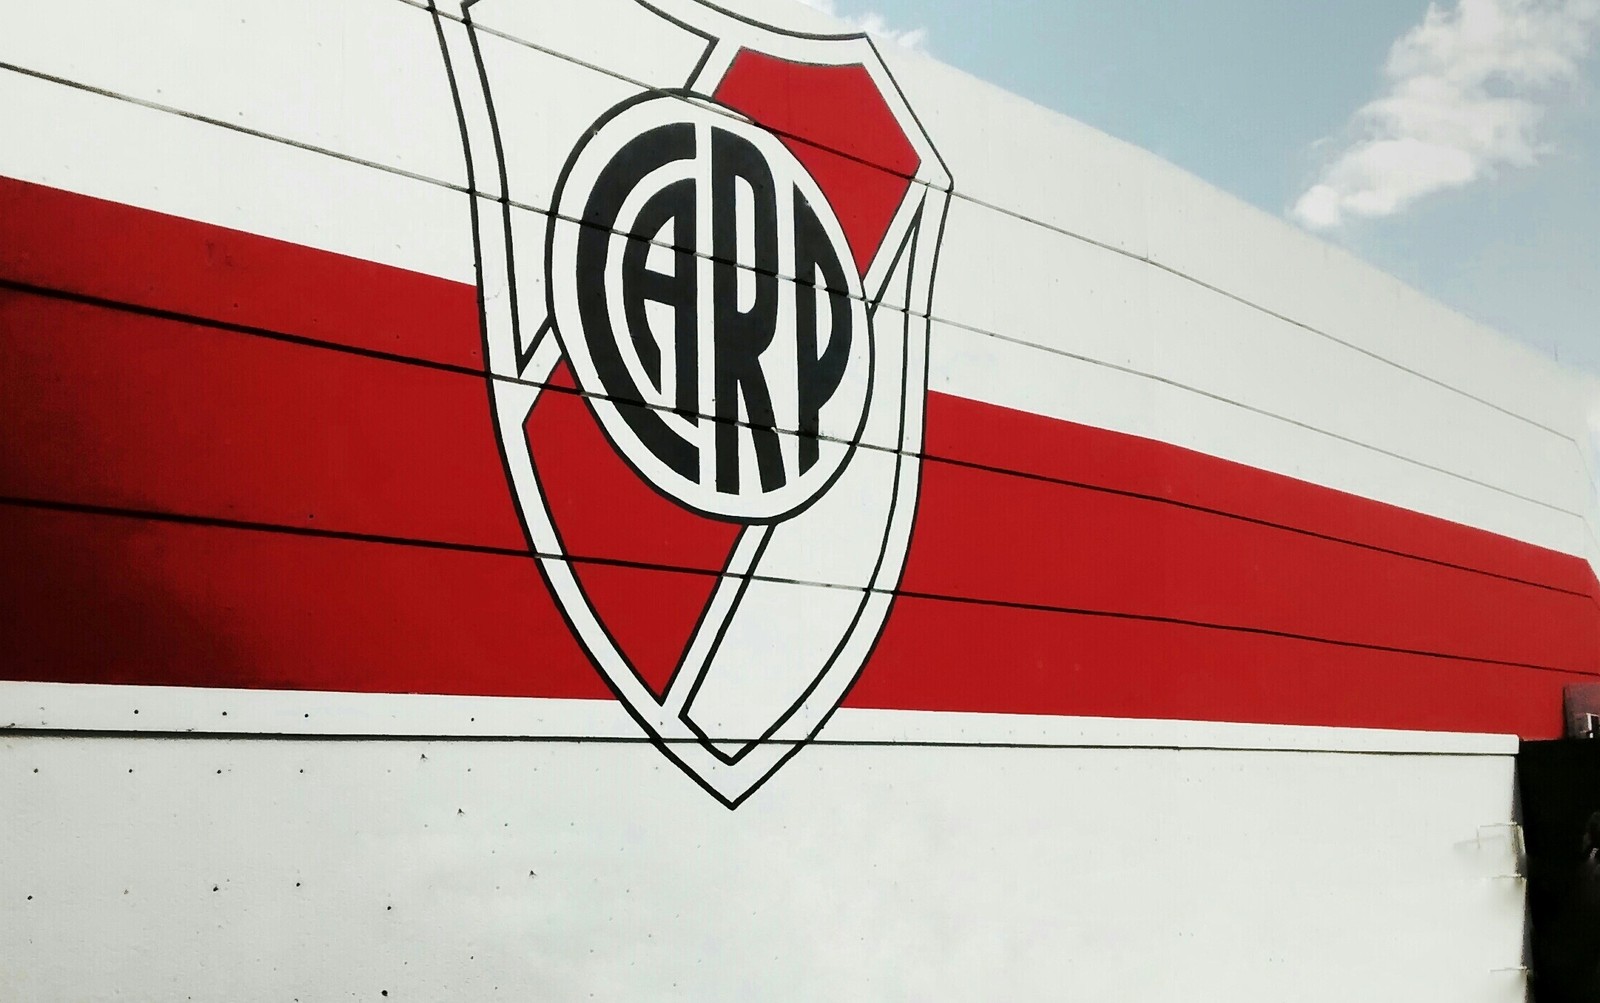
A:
0,504,605,700
0,175,481,369
848,597,1585,740
3,176,1597,739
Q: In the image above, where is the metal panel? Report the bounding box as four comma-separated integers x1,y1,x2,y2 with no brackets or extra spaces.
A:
0,736,1526,1002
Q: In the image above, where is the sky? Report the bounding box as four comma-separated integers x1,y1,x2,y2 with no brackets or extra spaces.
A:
798,0,1600,376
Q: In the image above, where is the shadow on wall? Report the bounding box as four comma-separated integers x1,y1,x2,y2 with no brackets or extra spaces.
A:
0,503,260,692
1520,740,1600,1003
0,286,251,690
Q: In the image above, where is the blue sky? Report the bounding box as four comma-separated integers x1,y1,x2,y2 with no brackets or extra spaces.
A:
803,0,1600,375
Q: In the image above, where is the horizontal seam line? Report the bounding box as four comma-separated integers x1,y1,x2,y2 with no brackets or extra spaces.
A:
945,322,1580,517
0,61,465,197
0,727,1514,755
954,188,1572,441
895,588,1599,678
929,453,1592,598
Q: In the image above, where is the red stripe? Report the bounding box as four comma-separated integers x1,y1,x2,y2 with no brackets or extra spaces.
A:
7,288,1586,675
0,290,525,551
847,597,1583,740
2,176,1596,738
0,504,1579,740
2,176,1581,595
927,393,1596,597
903,453,1599,671
0,504,606,700
527,363,740,693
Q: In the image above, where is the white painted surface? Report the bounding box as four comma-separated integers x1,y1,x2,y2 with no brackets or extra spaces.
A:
0,735,1526,1003
0,66,475,284
0,0,466,185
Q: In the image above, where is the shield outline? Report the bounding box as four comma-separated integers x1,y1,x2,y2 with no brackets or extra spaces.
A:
431,0,952,806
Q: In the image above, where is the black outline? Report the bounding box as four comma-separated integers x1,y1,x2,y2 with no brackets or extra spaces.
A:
428,2,955,200
452,1,955,806
650,528,774,704
450,9,741,803
677,204,927,781
516,317,552,376
541,88,878,527
799,193,951,780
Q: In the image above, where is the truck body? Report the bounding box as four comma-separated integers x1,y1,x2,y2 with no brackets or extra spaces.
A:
3,1,1597,998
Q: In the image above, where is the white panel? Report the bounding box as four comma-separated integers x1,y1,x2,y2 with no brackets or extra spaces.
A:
929,320,1586,555
873,46,1150,260
926,196,1583,519
435,14,505,200
459,0,714,84
1144,267,1583,514
862,14,1581,471
0,69,474,284
1379,271,1584,435
930,195,1155,370
472,24,655,210
1142,154,1577,436
0,736,1525,1002
0,0,463,186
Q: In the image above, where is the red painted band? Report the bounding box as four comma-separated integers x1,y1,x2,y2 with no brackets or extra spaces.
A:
2,176,1595,738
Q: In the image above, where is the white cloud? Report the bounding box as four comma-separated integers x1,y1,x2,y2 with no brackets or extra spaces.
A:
1291,0,1600,230
793,0,929,50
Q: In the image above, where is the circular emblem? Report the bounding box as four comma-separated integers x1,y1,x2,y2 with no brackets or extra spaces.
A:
549,95,872,522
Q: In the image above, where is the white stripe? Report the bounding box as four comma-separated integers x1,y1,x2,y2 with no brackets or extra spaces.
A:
0,69,474,283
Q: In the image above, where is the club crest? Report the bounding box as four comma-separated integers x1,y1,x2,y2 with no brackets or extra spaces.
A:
436,0,950,805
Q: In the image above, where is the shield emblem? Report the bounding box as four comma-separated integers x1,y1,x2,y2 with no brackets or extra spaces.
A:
433,0,950,805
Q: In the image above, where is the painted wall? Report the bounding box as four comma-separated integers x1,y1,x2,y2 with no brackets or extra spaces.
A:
0,0,1593,997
